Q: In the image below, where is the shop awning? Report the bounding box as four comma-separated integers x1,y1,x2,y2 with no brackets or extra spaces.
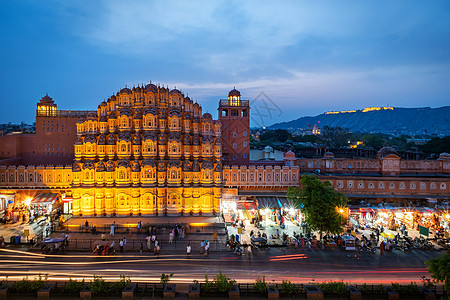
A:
359,208,375,214
256,197,280,209
61,197,72,203
31,193,58,205
415,207,436,214
373,208,389,214
278,198,297,209
237,201,257,210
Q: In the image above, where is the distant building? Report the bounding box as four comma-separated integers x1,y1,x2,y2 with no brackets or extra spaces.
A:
0,94,90,165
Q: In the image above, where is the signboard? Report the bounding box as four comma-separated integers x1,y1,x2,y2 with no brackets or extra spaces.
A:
24,229,29,237
419,225,429,237
238,227,243,234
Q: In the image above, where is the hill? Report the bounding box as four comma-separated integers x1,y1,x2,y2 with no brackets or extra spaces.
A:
269,106,450,135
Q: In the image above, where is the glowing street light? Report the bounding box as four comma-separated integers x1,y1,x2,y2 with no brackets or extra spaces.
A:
24,197,32,206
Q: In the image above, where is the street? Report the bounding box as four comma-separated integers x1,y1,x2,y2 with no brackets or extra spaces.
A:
0,245,444,285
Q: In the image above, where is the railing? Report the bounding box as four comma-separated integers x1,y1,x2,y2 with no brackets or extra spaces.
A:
219,99,249,107
36,110,93,118
67,238,226,251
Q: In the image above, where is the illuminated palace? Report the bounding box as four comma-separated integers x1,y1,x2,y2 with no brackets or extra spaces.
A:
0,83,449,219
0,84,223,216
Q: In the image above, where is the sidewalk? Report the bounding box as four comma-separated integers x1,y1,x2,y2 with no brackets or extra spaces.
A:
0,218,46,241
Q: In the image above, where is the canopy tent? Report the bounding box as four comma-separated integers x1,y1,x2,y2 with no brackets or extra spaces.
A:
278,197,297,209
256,197,280,209
237,201,257,210
31,193,58,205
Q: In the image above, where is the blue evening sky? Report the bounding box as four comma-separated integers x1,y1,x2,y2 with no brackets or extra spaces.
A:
0,1,449,126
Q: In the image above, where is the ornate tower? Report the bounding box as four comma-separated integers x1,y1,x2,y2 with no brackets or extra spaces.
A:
219,88,250,165
71,83,222,216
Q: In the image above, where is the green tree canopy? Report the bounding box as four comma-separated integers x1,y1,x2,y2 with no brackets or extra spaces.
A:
287,174,348,239
420,136,450,156
425,250,450,293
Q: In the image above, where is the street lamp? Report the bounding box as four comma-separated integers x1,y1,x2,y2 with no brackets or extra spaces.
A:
24,197,32,206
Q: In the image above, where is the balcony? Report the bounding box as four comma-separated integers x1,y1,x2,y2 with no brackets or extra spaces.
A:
219,99,249,107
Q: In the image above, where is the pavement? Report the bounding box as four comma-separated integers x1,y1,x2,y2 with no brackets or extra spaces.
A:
0,216,47,241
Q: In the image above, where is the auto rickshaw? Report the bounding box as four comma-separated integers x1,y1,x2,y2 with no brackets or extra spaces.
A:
92,240,115,255
251,237,268,249
41,238,66,254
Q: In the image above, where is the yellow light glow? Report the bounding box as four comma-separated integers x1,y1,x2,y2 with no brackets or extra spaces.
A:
24,197,32,206
362,106,393,112
189,223,209,227
339,208,344,214
445,214,450,219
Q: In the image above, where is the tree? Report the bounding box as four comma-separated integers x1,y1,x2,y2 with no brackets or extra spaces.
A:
425,250,450,293
420,136,450,156
287,174,348,239
319,126,351,148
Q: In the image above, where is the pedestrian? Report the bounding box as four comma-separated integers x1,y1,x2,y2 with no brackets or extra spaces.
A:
65,233,70,246
247,244,252,258
154,240,160,255
123,237,127,252
101,233,105,241
119,239,124,253
85,220,89,230
200,240,205,254
140,243,143,256
110,221,116,236
186,243,191,258
204,240,210,256
146,235,151,251
169,231,173,244
380,241,385,255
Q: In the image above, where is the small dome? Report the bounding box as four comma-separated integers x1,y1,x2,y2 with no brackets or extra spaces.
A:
228,88,241,97
202,113,212,120
377,146,399,159
39,94,54,103
119,107,132,116
192,161,200,172
144,83,157,93
182,160,191,171
107,134,115,145
170,89,182,95
323,151,334,159
133,134,141,145
264,145,273,152
132,160,141,172
285,150,296,159
192,135,200,145
72,163,81,172
119,87,132,94
106,160,115,171
158,161,166,171
142,159,156,167
96,161,105,172
438,153,450,160
98,135,106,145
87,112,97,120
201,161,214,169
214,164,222,172
75,137,83,145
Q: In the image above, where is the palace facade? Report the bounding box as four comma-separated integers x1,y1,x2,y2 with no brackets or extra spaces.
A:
0,83,449,219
